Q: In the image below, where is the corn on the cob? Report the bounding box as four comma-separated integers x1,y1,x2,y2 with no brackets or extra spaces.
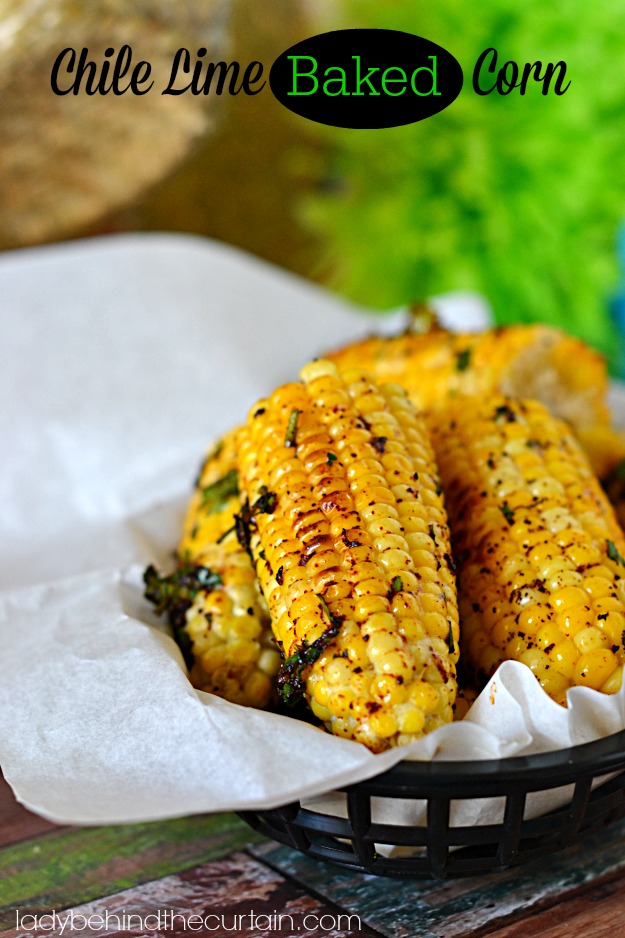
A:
236,359,459,752
327,323,613,477
430,395,625,704
144,428,279,708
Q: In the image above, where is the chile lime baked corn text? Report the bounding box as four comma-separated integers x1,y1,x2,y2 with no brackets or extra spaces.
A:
145,427,280,708
431,396,625,704
235,359,459,752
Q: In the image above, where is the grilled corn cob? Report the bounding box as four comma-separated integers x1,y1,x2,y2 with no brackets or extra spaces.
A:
236,359,459,752
145,427,279,708
430,395,625,704
327,323,614,477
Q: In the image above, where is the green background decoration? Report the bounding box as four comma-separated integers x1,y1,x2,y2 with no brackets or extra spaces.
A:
299,0,625,370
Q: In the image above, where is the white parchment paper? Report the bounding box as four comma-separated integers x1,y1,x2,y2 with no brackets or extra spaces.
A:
1,232,624,827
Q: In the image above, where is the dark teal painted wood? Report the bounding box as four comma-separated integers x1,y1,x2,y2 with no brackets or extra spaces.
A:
250,816,625,938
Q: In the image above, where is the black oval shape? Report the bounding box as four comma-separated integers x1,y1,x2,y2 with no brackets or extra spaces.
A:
270,29,463,129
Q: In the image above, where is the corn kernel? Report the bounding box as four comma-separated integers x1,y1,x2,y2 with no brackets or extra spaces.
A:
355,594,390,621
379,650,413,679
535,623,565,651
549,638,578,679
325,658,353,686
371,675,408,704
310,699,332,723
361,612,397,636
397,616,426,642
518,647,551,676
573,626,609,654
409,680,439,712
397,706,426,734
366,630,401,658
537,668,569,697
516,606,550,636
421,612,450,640
369,711,399,738
584,576,614,599
378,548,414,571
258,648,281,676
574,648,618,690
601,665,623,695
556,605,591,638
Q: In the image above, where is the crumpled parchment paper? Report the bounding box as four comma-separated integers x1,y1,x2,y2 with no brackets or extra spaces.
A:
1,232,623,828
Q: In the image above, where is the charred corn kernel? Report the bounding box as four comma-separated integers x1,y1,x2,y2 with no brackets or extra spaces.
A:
536,623,565,651
327,323,613,476
372,675,408,704
431,395,625,705
238,359,459,753
144,427,278,709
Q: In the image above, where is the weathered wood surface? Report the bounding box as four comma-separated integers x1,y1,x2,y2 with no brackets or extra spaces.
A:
251,817,625,938
0,781,262,931
0,772,58,849
486,875,625,937
2,771,625,938
0,852,382,938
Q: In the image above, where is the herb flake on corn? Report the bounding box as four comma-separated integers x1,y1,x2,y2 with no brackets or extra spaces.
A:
237,359,459,752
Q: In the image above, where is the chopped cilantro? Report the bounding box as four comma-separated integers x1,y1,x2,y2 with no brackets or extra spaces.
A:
446,622,455,654
285,409,300,447
231,488,278,557
391,575,403,594
143,562,222,668
200,469,239,513
494,403,516,423
278,598,344,705
317,593,334,622
143,562,222,617
607,539,625,566
252,486,277,515
455,347,472,372
327,452,338,465
500,502,515,524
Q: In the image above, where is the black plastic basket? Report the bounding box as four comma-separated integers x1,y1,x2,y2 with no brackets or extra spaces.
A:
239,729,625,878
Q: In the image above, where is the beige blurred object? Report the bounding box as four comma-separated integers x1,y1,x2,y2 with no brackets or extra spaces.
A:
0,0,228,248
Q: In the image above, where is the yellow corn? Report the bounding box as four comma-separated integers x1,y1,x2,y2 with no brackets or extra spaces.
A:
430,395,625,705
327,322,613,478
144,428,279,708
236,359,459,752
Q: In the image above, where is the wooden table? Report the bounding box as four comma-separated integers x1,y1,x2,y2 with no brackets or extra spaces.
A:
1,770,623,938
